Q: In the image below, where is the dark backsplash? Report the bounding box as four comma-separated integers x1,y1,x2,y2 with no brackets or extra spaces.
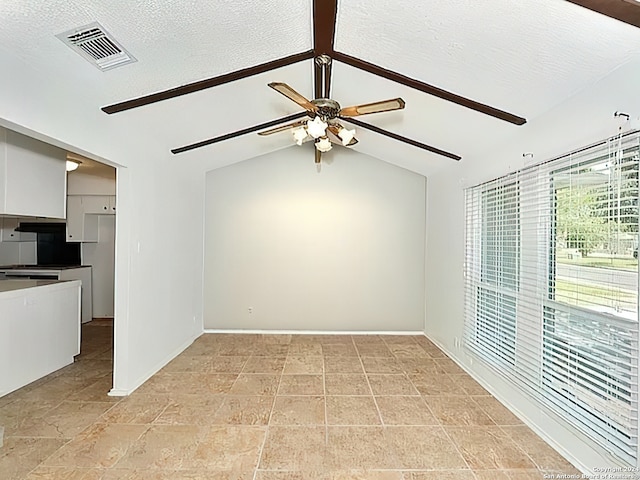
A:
16,222,81,266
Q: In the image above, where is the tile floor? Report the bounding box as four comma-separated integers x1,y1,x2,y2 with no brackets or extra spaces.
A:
0,323,582,479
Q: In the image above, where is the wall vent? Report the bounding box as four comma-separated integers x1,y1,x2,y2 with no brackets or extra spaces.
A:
57,22,136,71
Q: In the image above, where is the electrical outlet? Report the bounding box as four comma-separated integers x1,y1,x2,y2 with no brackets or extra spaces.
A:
248,307,253,314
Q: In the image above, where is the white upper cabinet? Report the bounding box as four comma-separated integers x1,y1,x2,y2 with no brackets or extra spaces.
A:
82,195,116,215
66,197,98,243
0,127,66,218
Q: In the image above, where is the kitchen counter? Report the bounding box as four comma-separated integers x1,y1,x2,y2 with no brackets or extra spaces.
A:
0,264,91,270
0,266,92,323
0,279,81,397
0,279,64,293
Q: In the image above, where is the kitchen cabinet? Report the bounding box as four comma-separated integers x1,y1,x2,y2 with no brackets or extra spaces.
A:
66,196,98,243
0,127,66,218
82,195,116,215
0,217,37,242
66,195,116,242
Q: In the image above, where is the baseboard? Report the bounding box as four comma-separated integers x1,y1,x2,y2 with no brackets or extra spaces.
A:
108,332,199,397
203,329,426,336
107,388,129,397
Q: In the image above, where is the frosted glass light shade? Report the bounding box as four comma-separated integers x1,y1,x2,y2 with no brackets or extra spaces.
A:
307,117,328,139
315,137,332,152
66,160,80,172
292,126,307,145
338,127,356,146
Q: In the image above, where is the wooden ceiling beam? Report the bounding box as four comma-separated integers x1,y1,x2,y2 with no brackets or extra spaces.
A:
102,50,314,114
566,0,640,28
332,51,526,126
171,111,308,154
313,0,338,55
343,117,461,160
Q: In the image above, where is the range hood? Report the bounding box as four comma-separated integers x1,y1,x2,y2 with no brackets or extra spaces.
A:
15,222,66,233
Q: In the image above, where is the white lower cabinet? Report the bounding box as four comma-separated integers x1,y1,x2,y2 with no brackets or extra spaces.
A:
0,280,81,397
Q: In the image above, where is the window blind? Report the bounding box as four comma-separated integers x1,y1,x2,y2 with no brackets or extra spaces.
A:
464,131,640,465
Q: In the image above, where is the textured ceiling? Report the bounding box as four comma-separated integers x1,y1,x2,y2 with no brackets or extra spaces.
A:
1,0,640,176
0,0,312,104
335,0,640,119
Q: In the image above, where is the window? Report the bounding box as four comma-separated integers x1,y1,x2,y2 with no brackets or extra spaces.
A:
464,132,640,465
466,179,519,368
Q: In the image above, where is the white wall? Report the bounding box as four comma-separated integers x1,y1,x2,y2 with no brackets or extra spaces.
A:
110,158,205,395
204,147,427,331
0,50,204,396
425,58,640,472
67,171,116,196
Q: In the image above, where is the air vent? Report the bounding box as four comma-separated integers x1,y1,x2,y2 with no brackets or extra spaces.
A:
57,22,136,71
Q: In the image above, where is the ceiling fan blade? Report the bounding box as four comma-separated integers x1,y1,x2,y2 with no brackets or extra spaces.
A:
339,98,406,117
341,117,461,161
102,51,313,114
258,120,307,136
171,112,307,154
327,124,358,146
268,82,318,113
332,51,526,126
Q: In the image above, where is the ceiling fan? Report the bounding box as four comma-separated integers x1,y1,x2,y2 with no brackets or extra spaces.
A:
102,0,528,163
255,55,407,165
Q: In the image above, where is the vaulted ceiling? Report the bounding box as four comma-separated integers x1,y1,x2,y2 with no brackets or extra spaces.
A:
1,0,640,176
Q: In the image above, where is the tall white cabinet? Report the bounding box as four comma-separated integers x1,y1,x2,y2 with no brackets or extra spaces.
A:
67,168,116,318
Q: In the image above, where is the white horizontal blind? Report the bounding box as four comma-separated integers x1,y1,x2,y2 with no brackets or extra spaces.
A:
464,131,640,465
464,174,520,369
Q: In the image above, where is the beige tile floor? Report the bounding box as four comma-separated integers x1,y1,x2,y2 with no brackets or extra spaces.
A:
0,323,582,479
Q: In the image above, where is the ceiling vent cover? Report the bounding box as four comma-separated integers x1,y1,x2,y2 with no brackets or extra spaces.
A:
57,22,136,71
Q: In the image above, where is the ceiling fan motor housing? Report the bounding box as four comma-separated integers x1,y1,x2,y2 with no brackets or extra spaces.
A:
311,98,341,120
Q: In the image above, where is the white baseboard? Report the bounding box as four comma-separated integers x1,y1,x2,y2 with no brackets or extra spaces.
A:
203,329,426,336
108,332,199,397
107,388,129,397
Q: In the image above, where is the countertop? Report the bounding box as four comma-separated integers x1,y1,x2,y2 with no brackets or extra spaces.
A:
0,279,74,294
0,265,91,271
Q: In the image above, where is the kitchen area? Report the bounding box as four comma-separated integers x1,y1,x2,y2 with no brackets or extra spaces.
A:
0,125,116,397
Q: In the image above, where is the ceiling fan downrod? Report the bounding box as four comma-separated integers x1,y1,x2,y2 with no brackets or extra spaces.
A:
315,54,332,100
